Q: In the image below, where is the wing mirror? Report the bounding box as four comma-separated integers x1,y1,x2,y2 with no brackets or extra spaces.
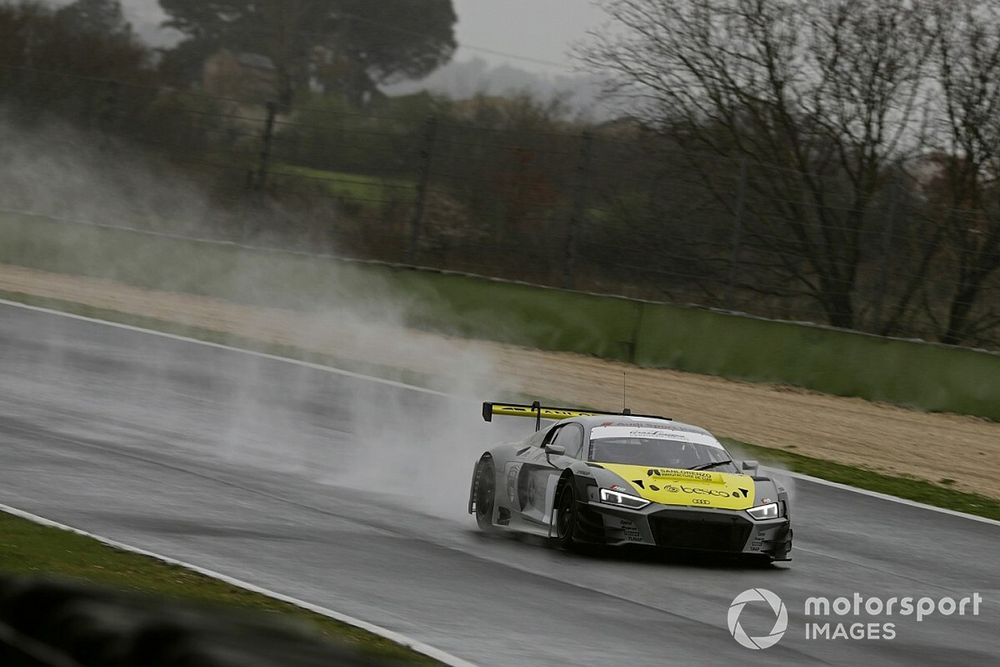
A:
741,460,759,472
543,443,565,467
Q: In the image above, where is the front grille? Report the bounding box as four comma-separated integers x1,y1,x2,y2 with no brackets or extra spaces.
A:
650,513,752,552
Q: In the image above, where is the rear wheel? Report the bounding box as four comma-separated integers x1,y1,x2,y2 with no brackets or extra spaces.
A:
474,458,497,532
554,483,579,549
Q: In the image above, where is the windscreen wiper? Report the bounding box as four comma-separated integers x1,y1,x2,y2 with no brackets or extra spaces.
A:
689,459,733,471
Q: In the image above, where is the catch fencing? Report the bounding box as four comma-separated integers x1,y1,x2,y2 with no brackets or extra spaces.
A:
1,63,997,350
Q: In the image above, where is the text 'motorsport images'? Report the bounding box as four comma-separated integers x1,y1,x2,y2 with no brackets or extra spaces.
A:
469,401,792,562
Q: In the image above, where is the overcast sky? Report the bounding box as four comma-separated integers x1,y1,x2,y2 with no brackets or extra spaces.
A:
101,0,608,73
452,0,607,71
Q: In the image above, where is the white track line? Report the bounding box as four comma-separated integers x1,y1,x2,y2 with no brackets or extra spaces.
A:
0,298,444,397
763,467,1000,527
2,299,998,530
0,502,477,667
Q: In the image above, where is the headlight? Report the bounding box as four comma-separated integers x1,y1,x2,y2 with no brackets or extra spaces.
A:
600,488,650,510
746,502,780,520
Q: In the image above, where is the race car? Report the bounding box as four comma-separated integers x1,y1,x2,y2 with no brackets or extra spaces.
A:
468,401,792,562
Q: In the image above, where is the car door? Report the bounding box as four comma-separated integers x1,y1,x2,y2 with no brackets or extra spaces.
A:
515,422,585,525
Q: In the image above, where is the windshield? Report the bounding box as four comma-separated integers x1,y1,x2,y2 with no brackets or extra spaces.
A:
588,426,737,472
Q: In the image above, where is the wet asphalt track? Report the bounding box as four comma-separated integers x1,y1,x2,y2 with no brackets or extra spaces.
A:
0,301,997,666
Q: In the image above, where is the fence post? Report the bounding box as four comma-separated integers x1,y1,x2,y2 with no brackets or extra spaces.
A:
564,131,594,290
254,101,278,191
97,80,120,150
873,170,900,329
407,115,438,263
724,157,749,305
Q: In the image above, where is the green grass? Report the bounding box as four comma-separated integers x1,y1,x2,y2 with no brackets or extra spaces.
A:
274,164,415,203
0,511,437,664
4,210,1000,422
721,438,1000,521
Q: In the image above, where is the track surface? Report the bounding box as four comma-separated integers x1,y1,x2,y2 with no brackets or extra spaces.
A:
0,303,996,666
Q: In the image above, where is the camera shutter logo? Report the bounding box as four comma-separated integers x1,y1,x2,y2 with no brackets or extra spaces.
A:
728,588,788,650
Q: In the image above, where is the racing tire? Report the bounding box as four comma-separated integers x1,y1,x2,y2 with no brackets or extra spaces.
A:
474,457,497,532
554,482,580,549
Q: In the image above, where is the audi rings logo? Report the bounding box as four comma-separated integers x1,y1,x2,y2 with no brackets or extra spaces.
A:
728,588,788,650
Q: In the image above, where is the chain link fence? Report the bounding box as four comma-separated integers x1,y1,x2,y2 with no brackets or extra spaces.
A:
1,64,998,350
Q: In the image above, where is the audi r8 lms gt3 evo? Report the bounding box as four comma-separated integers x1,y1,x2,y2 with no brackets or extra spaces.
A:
468,402,792,561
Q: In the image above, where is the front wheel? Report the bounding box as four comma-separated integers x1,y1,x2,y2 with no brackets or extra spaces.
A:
554,482,579,549
474,458,497,532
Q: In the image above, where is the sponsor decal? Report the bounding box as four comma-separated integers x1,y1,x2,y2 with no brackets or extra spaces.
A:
590,426,725,449
617,518,642,542
505,463,521,506
599,463,755,509
631,429,689,440
646,467,715,482
646,480,747,499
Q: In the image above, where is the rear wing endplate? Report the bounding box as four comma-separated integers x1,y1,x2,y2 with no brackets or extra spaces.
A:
482,401,669,431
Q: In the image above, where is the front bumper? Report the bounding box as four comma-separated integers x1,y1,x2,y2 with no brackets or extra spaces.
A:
583,500,792,559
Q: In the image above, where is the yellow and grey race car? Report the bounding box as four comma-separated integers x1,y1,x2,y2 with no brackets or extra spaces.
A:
468,402,792,562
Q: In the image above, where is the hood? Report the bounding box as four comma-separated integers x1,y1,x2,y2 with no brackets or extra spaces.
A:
597,463,756,510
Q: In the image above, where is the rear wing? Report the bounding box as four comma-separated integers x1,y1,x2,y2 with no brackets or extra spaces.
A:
482,401,669,431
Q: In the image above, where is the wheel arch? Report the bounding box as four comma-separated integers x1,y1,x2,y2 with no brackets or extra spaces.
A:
552,468,603,546
554,468,576,503
468,452,494,515
553,468,595,510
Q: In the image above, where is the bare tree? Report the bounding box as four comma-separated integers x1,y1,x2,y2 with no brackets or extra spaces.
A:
577,0,934,329
928,0,1000,345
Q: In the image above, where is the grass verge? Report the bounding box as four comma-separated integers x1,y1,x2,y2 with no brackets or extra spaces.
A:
6,211,1000,421
0,511,436,663
722,438,1000,521
274,164,416,203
